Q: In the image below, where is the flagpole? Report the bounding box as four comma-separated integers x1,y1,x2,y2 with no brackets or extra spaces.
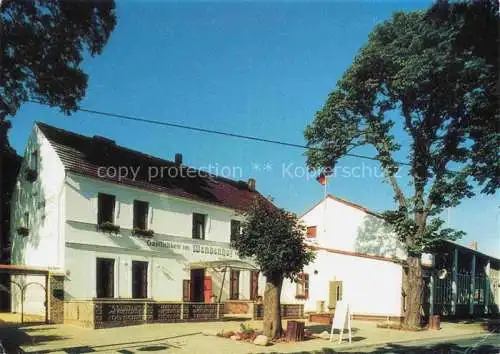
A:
323,176,327,233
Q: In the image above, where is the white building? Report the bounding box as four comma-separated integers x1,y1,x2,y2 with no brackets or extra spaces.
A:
281,195,500,320
10,123,266,317
281,195,406,319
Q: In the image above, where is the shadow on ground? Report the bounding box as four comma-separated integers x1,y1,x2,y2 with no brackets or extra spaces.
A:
0,327,195,354
264,340,499,354
0,325,70,353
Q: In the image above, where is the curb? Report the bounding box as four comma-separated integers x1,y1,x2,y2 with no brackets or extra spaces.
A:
331,330,490,352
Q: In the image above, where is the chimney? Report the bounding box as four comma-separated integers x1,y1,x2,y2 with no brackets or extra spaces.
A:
469,241,478,251
248,178,256,191
174,153,183,165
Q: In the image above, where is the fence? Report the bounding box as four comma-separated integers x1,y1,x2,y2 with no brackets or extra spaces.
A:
252,303,304,320
428,273,499,316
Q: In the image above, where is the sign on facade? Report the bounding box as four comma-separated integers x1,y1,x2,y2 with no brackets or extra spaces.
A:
330,300,352,344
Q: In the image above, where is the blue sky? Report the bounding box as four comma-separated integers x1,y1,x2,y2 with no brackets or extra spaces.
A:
9,1,499,257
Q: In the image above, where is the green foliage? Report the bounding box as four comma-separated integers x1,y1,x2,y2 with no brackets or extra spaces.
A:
305,0,498,256
235,198,315,281
0,0,117,116
239,323,253,334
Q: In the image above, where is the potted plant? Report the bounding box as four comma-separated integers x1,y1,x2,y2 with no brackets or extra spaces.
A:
97,221,120,233
132,228,155,237
17,227,29,236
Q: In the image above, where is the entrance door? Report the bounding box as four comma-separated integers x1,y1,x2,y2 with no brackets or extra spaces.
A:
190,269,205,302
204,276,213,303
328,280,343,311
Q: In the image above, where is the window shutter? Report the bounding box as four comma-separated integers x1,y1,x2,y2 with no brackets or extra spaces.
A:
114,200,120,223
148,205,153,228
250,271,259,300
183,280,191,302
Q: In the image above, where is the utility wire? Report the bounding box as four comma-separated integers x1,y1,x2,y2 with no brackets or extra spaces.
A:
28,99,411,166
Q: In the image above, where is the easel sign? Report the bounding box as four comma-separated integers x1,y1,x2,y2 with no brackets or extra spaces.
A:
329,300,352,344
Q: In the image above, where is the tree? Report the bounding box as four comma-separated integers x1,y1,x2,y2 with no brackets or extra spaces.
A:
304,0,498,329
235,198,315,339
0,0,117,249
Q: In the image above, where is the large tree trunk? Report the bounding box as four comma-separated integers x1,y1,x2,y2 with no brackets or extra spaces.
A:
263,275,283,339
403,255,423,329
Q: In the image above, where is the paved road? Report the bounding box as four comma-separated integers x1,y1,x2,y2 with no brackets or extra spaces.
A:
344,333,500,353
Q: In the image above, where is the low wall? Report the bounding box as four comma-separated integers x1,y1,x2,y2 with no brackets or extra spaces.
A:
253,303,304,320
64,299,223,329
64,300,95,328
224,300,254,316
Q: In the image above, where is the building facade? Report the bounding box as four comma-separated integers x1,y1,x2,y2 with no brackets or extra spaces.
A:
281,195,500,320
9,123,266,318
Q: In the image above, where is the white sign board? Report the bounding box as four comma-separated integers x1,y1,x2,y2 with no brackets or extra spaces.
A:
330,300,352,344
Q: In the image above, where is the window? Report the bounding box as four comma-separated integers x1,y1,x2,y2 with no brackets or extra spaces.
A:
96,258,114,298
98,193,115,225
132,261,148,299
133,200,149,230
306,226,317,238
296,273,309,299
250,271,259,300
230,220,241,245
230,269,240,300
192,213,206,239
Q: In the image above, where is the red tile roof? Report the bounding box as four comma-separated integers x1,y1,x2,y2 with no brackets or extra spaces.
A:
37,123,267,211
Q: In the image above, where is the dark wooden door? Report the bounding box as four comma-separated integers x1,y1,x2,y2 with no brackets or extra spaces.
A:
132,261,148,298
190,269,205,302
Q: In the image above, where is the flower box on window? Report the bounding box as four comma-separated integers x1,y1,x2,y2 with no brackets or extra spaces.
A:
295,294,307,300
17,227,29,237
132,228,154,237
25,169,38,183
97,222,120,234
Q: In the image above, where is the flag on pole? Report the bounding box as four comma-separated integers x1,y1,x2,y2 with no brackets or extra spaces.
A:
316,172,327,185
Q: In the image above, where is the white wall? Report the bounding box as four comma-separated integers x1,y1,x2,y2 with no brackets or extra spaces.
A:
282,250,403,316
65,173,243,244
302,197,405,259
63,173,257,301
10,125,66,314
279,196,406,316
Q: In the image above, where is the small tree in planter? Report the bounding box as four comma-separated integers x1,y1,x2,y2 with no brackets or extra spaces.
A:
234,198,315,339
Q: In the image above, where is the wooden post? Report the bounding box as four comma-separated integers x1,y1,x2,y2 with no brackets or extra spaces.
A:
451,248,458,315
484,260,490,315
45,274,49,324
429,273,435,316
469,253,476,315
